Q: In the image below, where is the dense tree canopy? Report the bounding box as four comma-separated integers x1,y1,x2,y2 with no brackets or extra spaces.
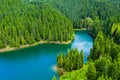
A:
0,0,120,80
57,48,84,71
60,31,120,80
41,0,120,38
0,0,74,49
42,0,120,28
49,0,120,80
110,23,120,44
89,31,120,61
86,61,96,80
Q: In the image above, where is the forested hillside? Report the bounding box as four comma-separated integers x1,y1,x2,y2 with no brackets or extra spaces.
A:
0,0,74,49
40,0,120,37
49,0,120,80
105,14,120,44
46,0,120,43
58,32,120,80
0,0,120,79
42,0,120,26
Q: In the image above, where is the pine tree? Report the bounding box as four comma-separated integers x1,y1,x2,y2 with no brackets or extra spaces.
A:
0,40,6,49
86,61,96,80
97,75,112,80
57,52,64,68
80,50,84,68
95,56,111,78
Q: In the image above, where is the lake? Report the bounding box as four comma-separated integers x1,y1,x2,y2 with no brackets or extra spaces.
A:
0,30,93,80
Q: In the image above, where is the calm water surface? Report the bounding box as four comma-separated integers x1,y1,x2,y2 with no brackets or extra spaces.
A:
0,30,93,80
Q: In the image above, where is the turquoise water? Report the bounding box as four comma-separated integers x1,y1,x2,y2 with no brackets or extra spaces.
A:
0,30,93,80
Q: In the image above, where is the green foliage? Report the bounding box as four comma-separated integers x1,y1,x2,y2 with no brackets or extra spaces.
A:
104,14,120,36
0,40,6,49
52,75,56,80
88,31,120,79
95,56,111,78
86,61,96,80
111,23,120,44
107,56,120,80
89,31,105,60
0,1,74,49
44,0,120,28
57,48,84,71
89,31,120,61
1,0,120,80
84,18,94,30
60,66,87,80
60,30,120,80
89,16,102,37
111,44,120,61
42,0,120,39
108,63,118,80
97,75,112,80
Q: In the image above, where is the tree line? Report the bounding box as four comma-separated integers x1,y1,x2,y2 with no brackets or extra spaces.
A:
40,0,120,39
57,48,84,71
50,0,120,79
43,0,120,27
0,0,74,49
59,31,120,80
85,31,120,80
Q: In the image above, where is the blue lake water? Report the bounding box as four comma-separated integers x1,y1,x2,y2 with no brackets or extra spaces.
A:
0,30,93,80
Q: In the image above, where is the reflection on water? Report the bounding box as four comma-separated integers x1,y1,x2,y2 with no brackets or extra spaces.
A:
0,30,93,80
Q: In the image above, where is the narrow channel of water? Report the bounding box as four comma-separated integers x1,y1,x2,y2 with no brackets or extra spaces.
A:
0,30,93,80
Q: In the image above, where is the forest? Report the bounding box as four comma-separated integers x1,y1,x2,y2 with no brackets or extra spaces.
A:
57,48,84,72
47,0,120,80
58,31,120,80
0,0,74,49
0,0,120,80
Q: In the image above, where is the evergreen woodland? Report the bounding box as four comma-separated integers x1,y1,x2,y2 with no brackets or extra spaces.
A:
0,0,120,80
0,0,74,49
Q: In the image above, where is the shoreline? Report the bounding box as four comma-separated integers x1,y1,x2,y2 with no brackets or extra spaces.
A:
0,40,72,53
74,28,95,39
0,29,89,53
74,28,87,31
52,65,66,76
